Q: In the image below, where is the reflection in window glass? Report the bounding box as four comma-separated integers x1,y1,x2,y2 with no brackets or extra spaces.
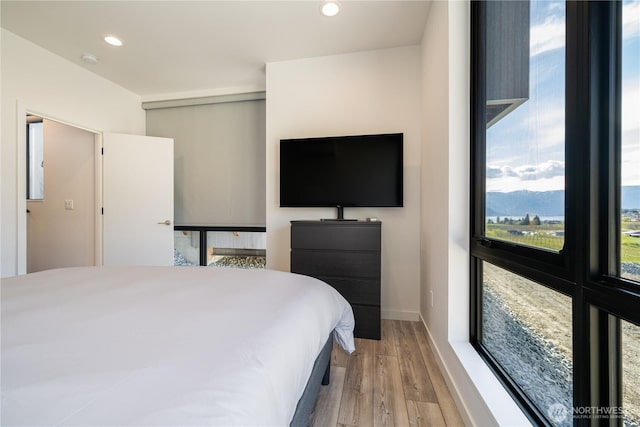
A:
623,320,640,426
174,230,199,266
482,262,572,426
620,0,640,281
484,1,566,251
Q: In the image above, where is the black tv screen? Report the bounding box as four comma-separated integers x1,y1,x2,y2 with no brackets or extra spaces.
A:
279,133,403,208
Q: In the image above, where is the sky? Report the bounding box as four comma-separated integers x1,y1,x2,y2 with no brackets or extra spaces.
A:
486,0,640,193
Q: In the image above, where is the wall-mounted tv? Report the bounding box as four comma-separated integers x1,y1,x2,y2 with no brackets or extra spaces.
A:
280,133,403,219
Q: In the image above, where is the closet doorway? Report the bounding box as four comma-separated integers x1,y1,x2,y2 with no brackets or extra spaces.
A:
26,115,98,273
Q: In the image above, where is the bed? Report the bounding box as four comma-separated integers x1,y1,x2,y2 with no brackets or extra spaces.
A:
1,266,355,426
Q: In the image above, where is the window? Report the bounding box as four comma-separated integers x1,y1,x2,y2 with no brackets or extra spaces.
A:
620,0,640,281
26,119,44,200
174,229,200,266
472,1,640,425
482,262,573,424
173,226,266,269
485,1,566,252
206,230,266,269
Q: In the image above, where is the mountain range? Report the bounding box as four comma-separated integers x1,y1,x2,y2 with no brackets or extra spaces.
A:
486,186,640,217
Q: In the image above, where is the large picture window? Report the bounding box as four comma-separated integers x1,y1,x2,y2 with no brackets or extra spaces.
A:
471,1,640,425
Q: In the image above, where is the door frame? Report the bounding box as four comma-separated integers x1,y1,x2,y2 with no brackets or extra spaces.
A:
16,101,103,274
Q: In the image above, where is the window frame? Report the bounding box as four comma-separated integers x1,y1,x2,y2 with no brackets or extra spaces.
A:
470,1,640,426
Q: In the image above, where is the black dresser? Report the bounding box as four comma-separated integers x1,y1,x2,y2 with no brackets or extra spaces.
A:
290,220,381,340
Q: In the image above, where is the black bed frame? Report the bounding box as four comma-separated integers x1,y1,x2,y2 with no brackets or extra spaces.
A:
289,335,333,427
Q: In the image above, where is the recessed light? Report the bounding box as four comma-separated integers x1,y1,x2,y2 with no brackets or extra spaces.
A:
104,35,123,47
81,53,99,64
321,1,340,17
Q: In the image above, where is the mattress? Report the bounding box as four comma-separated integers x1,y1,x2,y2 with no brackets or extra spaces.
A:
1,266,355,426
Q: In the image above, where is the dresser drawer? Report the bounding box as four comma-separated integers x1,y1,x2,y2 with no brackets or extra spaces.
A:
352,304,381,340
291,222,381,251
314,276,380,306
291,250,380,279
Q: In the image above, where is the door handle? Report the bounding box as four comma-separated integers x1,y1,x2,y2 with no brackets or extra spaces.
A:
157,220,172,226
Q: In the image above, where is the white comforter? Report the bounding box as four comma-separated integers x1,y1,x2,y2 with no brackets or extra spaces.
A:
1,266,355,426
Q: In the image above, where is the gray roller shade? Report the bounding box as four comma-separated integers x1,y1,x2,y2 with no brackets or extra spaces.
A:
146,97,265,226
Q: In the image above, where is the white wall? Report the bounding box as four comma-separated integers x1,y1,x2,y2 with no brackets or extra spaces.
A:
266,46,422,320
1,29,145,277
27,120,96,272
1,21,4,280
420,2,531,426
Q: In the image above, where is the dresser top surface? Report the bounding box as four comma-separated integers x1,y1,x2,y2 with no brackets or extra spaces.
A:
291,220,381,225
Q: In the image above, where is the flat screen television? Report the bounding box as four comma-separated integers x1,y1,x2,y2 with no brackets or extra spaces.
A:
279,133,403,220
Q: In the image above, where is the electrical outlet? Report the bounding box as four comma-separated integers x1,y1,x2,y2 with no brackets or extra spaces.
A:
64,200,74,210
430,290,434,307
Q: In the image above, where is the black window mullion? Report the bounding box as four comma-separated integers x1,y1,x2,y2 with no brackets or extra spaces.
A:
586,0,621,280
584,2,625,424
470,0,487,243
471,243,574,291
584,282,640,328
611,0,623,280
565,1,593,422
470,257,483,346
200,228,207,267
469,0,486,351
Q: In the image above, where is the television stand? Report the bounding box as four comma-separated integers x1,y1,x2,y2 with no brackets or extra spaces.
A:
321,205,357,221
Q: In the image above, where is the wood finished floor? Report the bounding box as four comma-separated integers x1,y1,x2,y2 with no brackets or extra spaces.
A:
309,320,465,427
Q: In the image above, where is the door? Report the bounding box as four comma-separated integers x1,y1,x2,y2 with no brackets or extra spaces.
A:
102,133,174,266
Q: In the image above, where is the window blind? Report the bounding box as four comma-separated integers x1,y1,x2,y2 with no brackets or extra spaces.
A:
146,97,265,226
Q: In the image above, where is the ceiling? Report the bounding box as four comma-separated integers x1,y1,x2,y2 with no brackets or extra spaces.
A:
1,1,431,99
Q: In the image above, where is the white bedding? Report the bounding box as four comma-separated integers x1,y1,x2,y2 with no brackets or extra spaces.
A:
1,266,355,426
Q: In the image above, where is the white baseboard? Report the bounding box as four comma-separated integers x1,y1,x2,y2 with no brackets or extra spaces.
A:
381,309,420,321
417,313,531,427
417,313,475,426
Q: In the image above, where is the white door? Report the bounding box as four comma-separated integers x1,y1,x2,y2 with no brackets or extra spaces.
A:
103,133,174,266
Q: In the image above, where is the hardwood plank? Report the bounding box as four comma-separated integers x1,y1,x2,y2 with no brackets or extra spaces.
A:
374,319,397,357
338,338,375,426
411,322,465,427
406,400,447,427
373,355,410,427
332,339,351,368
310,366,346,427
317,321,464,427
393,320,420,355
392,321,437,403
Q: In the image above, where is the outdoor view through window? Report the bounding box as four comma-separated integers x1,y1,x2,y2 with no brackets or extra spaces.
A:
485,1,565,252
621,0,640,283
620,1,640,426
482,1,640,425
